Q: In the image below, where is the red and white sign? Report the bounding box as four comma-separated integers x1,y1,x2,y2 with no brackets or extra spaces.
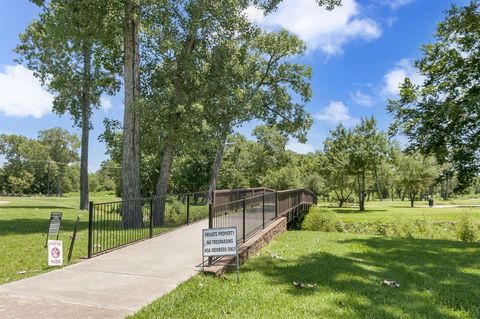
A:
48,240,63,266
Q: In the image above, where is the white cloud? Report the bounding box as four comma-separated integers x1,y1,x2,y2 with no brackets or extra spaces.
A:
315,101,358,126
245,0,381,55
381,59,424,96
100,96,113,111
350,90,373,107
384,0,414,10
286,140,315,154
386,17,397,27
0,65,53,118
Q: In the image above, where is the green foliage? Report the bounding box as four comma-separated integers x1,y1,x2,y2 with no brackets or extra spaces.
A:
457,213,479,242
388,1,480,191
302,208,339,232
16,0,122,125
0,132,80,195
397,152,439,207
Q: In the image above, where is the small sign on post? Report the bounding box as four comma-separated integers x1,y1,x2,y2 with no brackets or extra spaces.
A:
45,212,62,248
48,240,63,266
202,227,240,282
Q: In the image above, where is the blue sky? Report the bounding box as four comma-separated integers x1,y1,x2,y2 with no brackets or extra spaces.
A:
0,0,467,171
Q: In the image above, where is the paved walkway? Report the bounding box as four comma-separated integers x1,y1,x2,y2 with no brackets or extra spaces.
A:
0,220,207,319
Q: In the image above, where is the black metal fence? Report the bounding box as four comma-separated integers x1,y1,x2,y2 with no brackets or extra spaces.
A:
88,192,208,257
88,188,316,258
210,188,316,244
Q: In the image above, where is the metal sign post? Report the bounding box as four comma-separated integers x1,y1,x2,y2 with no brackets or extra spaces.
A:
202,227,239,282
67,215,80,263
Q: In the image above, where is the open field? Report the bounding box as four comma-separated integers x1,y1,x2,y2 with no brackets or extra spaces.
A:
0,193,116,284
130,231,480,319
320,199,480,223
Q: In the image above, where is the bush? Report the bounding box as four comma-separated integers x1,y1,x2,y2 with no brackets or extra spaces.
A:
165,199,185,224
302,209,339,232
457,214,478,242
374,221,389,236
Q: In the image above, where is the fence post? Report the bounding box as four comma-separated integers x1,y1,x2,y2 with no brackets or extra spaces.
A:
149,199,153,238
208,203,213,266
208,203,213,228
242,198,246,243
88,201,93,258
186,194,190,225
262,193,265,229
275,191,278,218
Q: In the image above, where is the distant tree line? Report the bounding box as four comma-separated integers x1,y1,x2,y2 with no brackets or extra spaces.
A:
0,128,116,196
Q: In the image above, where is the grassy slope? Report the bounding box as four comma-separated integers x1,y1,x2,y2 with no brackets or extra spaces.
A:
0,193,116,284
131,231,480,319
323,200,480,222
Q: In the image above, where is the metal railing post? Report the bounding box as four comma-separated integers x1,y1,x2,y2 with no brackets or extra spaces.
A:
275,191,278,218
186,194,190,225
208,203,213,228
262,193,265,229
149,199,153,238
242,198,246,243
88,201,93,258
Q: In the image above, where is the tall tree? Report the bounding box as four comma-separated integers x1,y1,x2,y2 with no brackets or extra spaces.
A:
17,1,122,209
204,29,313,203
398,152,439,207
348,117,388,211
322,125,355,207
388,1,480,191
121,0,143,227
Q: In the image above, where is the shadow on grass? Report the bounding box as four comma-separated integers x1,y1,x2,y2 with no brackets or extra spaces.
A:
0,218,89,235
249,236,480,318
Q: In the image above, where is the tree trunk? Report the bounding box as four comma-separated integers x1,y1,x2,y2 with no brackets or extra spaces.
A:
410,191,416,208
358,171,365,212
121,0,142,228
444,176,449,200
207,133,227,204
79,44,91,211
80,111,90,210
375,170,383,201
153,138,175,226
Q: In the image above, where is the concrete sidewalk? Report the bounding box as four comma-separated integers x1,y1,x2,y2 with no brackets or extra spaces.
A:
0,220,207,319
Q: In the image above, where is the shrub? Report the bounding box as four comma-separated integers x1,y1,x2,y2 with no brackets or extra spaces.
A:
335,220,346,233
165,199,185,224
457,213,478,243
302,209,339,232
374,221,389,236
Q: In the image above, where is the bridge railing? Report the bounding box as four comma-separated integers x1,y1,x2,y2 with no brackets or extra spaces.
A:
212,187,275,206
88,188,316,258
209,188,315,244
88,191,208,258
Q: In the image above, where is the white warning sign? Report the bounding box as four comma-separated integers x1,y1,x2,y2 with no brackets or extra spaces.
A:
202,227,237,257
48,240,63,266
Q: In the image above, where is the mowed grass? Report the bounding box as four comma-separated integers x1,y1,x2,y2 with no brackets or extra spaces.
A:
0,193,116,284
322,199,480,223
130,231,480,319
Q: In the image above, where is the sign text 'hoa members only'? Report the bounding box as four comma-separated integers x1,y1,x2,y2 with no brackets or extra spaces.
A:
202,227,237,257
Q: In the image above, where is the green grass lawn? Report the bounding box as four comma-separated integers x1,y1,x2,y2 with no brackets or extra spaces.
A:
130,231,480,319
0,193,116,284
320,200,480,223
